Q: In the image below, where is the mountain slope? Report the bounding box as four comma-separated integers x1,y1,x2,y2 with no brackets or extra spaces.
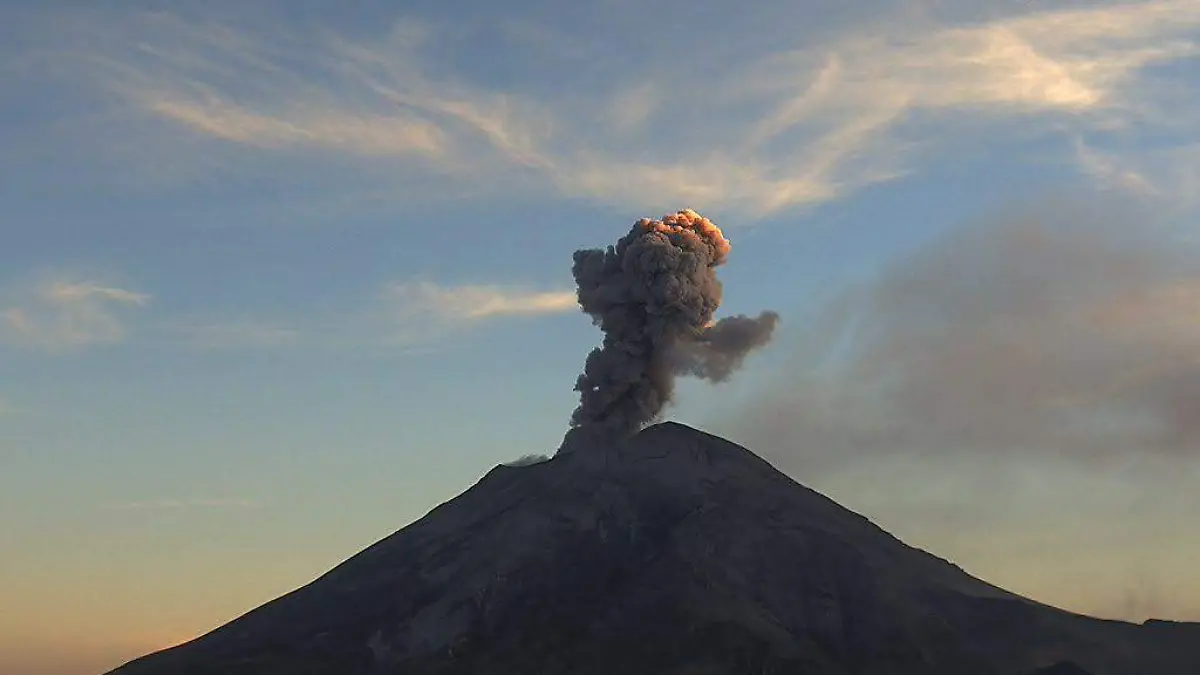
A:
107,422,1200,675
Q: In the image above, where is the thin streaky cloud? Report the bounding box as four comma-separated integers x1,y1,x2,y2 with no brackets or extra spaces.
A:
44,281,150,306
1073,138,1160,197
1,279,151,351
387,281,577,322
146,99,446,157
1075,139,1200,212
22,1,1199,218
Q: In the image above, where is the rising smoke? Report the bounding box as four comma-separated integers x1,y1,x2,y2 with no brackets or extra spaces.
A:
562,209,778,447
717,200,1200,471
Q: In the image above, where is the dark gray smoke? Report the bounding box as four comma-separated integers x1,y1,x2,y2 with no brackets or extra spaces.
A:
564,209,778,445
669,311,781,381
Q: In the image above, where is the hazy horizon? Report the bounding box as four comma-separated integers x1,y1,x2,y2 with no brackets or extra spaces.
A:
3,1,1199,673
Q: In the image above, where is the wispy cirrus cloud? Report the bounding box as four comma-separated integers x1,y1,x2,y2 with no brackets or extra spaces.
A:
1073,138,1200,210
386,281,576,322
0,274,571,353
161,283,573,351
16,1,1200,218
1073,139,1160,197
159,282,575,351
1,279,150,351
145,99,447,158
374,280,576,347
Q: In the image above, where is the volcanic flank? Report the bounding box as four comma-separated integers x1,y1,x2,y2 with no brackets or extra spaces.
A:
107,423,1200,675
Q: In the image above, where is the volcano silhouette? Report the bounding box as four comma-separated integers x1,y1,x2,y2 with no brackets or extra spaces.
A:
107,422,1200,674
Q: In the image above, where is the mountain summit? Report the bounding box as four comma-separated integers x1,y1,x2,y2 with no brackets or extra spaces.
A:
108,422,1199,674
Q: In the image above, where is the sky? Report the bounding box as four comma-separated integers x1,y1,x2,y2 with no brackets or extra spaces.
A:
2,0,1199,673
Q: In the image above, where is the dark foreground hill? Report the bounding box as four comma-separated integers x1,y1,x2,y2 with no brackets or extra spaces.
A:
108,422,1200,675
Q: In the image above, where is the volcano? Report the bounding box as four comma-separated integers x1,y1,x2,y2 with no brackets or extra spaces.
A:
107,422,1200,674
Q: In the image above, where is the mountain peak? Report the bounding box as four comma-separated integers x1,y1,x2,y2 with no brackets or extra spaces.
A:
108,427,1200,675
630,420,757,459
558,420,778,478
636,419,710,437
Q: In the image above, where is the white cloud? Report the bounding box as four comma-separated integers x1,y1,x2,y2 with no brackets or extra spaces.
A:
386,281,576,322
151,283,575,351
17,1,1200,217
1,280,151,351
146,98,446,157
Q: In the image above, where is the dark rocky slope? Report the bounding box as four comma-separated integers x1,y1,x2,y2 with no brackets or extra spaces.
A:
108,422,1200,674
1031,662,1094,675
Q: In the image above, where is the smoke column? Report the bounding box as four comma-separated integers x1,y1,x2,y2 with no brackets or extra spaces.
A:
564,209,779,446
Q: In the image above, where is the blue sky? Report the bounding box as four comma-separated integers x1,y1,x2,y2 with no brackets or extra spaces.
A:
2,1,1200,673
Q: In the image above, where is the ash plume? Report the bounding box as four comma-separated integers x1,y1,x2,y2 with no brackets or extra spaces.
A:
669,311,781,381
717,199,1200,472
564,209,778,444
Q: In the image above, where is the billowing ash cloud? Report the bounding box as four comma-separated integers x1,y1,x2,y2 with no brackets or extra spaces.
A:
668,312,781,381
717,201,1200,471
565,209,778,443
